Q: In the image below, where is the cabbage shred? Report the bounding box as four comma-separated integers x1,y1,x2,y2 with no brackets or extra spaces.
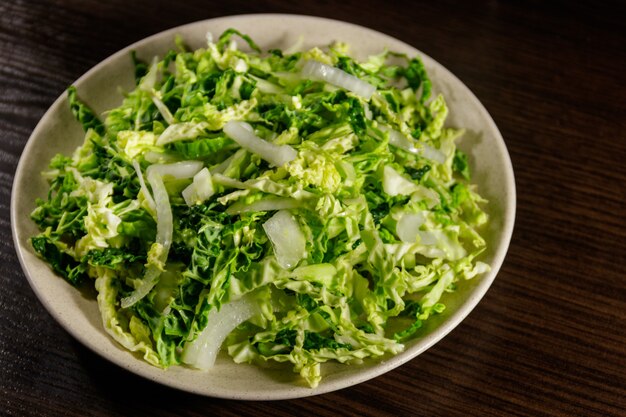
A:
30,29,489,388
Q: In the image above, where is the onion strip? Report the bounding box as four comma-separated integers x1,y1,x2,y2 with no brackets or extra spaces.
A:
223,121,297,167
121,161,202,308
182,294,259,370
132,160,156,213
380,125,446,163
263,210,306,269
301,60,376,100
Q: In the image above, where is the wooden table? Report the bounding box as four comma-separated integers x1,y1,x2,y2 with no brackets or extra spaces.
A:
1,1,625,415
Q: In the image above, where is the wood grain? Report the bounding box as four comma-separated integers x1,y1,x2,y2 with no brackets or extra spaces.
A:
1,0,625,416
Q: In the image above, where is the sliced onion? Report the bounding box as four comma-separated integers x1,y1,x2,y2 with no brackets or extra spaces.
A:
121,161,202,308
182,294,259,370
121,169,171,308
151,94,175,125
146,161,203,247
301,60,376,100
223,121,297,167
182,168,214,206
132,160,156,213
146,160,203,179
226,196,302,215
138,58,175,125
249,75,283,94
262,210,306,269
380,125,446,163
421,144,446,164
380,126,419,154
147,170,173,253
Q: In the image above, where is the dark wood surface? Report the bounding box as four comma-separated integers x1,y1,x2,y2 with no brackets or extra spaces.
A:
2,1,625,416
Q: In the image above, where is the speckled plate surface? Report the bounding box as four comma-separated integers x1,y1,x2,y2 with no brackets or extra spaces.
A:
11,14,515,400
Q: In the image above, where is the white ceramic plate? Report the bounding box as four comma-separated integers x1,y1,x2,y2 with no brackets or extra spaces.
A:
11,14,515,400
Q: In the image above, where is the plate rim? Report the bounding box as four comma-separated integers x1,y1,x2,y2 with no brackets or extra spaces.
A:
11,13,516,400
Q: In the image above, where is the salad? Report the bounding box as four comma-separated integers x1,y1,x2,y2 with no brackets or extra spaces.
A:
30,29,489,387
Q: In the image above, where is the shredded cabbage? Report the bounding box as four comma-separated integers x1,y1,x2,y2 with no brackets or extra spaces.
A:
30,29,489,388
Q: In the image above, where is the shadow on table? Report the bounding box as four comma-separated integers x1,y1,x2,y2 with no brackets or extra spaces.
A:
72,339,232,415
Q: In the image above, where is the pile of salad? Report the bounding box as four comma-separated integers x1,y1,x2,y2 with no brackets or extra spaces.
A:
31,29,489,387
